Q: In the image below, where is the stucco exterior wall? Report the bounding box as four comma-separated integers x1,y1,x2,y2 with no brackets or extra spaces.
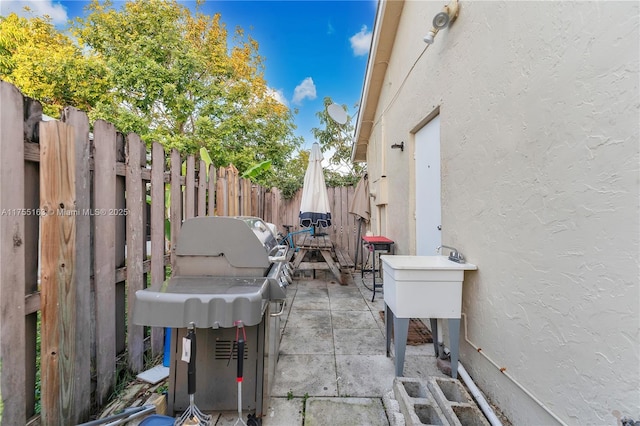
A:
364,1,639,424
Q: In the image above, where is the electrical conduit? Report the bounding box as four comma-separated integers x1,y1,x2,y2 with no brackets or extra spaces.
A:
459,313,568,426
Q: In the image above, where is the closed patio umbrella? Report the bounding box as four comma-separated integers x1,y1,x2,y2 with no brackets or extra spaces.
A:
299,143,331,230
348,173,369,222
348,173,369,268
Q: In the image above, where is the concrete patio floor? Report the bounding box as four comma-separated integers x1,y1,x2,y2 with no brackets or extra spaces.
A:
213,270,450,426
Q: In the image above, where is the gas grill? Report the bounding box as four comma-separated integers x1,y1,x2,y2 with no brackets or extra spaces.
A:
133,216,292,420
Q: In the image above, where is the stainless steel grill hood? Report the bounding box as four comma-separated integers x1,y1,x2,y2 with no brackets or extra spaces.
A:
133,216,289,329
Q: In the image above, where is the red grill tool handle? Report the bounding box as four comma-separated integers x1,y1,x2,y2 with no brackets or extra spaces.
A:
236,337,245,382
187,328,196,395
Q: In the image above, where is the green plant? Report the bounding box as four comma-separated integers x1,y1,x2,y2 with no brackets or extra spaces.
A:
110,359,136,401
287,390,294,400
301,392,310,419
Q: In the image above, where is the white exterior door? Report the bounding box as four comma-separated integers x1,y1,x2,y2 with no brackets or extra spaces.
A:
415,115,442,255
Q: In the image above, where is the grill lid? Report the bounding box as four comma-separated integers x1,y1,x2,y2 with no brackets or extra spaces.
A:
175,216,277,269
132,216,290,329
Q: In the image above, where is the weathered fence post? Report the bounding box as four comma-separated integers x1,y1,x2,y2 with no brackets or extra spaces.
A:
150,142,166,354
24,99,41,422
216,167,228,216
39,120,77,425
125,133,145,373
170,149,181,269
93,120,117,406
185,155,195,220
228,165,239,216
198,160,207,217
0,80,27,425
207,164,216,216
61,106,92,423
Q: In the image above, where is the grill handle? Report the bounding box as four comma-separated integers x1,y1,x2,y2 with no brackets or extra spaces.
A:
187,327,196,395
236,338,245,381
268,245,289,262
270,300,287,317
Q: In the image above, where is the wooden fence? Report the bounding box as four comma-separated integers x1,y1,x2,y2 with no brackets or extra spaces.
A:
0,80,362,425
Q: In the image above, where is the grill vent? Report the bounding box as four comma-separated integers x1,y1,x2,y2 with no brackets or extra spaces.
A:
214,340,249,360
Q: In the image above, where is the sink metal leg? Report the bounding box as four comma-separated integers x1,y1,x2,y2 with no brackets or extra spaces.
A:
449,318,461,379
429,318,439,357
393,315,409,377
385,304,393,357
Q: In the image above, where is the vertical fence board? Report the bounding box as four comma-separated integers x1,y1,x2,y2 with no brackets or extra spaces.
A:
93,120,117,406
23,99,42,420
340,187,349,251
61,107,92,422
197,161,206,216
208,165,216,215
197,160,206,216
242,179,251,215
125,134,145,373
228,166,239,216
150,143,165,354
0,81,27,424
170,150,181,269
250,185,259,218
185,155,195,220
24,157,38,420
114,134,126,354
40,121,76,424
216,167,228,216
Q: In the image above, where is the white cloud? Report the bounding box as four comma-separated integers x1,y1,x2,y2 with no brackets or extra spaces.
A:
350,25,372,57
0,0,68,26
267,87,288,107
292,77,317,105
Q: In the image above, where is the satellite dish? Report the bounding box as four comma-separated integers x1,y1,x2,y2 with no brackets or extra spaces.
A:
327,103,348,125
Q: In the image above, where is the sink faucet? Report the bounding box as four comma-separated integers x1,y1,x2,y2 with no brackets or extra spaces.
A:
437,245,465,263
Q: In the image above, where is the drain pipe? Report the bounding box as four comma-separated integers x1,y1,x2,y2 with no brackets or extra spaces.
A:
457,361,503,426
436,321,502,425
438,344,501,426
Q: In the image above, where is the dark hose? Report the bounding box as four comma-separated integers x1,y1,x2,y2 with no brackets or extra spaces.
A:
187,328,196,395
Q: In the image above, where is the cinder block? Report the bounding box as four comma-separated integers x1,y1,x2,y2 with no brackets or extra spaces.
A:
427,377,490,426
393,377,448,426
451,404,491,426
428,377,473,405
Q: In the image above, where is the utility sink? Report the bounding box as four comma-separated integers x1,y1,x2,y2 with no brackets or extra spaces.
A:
132,276,269,328
380,255,477,319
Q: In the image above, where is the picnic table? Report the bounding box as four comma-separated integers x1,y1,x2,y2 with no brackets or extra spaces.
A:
291,233,345,285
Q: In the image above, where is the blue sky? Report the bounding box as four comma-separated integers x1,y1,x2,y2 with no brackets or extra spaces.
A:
1,0,377,149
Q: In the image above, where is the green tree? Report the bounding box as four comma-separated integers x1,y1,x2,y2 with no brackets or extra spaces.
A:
73,0,301,184
273,149,309,199
0,12,110,117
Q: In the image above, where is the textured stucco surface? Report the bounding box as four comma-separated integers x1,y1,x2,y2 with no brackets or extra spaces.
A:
362,1,639,424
